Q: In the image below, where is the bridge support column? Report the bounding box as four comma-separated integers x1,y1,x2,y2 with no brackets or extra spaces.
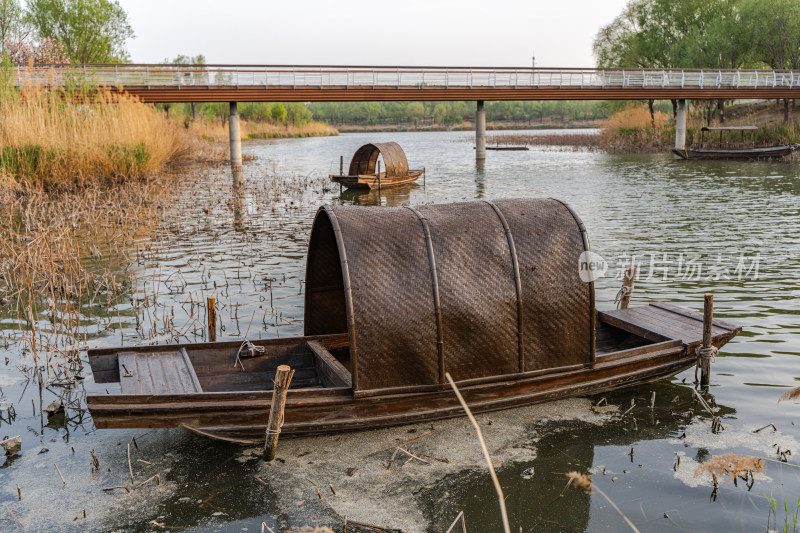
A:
229,102,242,169
674,99,687,152
476,100,486,160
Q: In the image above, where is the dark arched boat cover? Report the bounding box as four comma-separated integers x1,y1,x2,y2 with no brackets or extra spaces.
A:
347,142,409,178
304,198,595,395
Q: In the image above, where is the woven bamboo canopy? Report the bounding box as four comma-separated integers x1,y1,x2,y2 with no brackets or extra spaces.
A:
304,198,595,395
347,142,409,177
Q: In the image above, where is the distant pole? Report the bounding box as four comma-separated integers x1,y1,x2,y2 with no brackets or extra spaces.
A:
229,102,242,170
476,100,486,160
339,155,343,175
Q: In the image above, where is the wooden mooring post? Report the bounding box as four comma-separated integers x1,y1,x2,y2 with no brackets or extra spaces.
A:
264,365,294,461
700,293,714,387
376,160,382,191
619,266,636,309
207,296,216,342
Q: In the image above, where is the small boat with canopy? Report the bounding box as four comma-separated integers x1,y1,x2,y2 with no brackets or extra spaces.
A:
330,142,424,190
673,125,800,159
86,199,740,441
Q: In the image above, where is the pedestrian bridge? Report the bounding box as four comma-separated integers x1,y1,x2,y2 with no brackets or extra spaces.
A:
14,64,800,102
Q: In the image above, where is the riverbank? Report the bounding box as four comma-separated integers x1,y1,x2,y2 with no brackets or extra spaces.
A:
333,118,604,133
482,103,800,153
189,120,338,142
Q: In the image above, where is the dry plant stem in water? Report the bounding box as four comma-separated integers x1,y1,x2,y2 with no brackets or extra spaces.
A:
445,372,510,533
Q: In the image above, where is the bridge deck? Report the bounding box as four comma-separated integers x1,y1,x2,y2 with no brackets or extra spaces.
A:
14,65,800,102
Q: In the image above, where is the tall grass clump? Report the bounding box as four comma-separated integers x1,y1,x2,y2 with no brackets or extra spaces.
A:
598,106,677,152
0,84,192,189
753,123,800,146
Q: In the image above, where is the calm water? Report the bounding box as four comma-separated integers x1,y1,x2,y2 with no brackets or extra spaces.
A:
1,130,799,532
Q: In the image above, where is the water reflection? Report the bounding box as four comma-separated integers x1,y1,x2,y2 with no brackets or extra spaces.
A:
474,158,486,198
338,182,420,206
231,167,245,231
422,381,739,532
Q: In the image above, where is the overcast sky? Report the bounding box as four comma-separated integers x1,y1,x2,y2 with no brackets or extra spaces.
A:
118,0,628,66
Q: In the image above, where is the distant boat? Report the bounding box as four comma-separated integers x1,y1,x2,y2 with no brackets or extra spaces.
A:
487,145,529,151
673,126,800,160
330,142,424,190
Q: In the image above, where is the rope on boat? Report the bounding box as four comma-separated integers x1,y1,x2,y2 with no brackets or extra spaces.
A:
614,285,631,308
694,345,719,382
233,340,266,371
696,345,718,363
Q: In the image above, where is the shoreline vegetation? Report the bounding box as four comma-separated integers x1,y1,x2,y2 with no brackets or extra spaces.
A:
0,85,215,190
478,101,800,153
189,119,338,142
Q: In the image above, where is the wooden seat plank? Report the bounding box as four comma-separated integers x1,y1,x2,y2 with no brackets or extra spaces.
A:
118,351,203,395
308,341,352,389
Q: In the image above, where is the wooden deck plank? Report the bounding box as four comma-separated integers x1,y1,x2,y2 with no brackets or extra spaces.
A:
636,303,718,331
118,353,142,394
650,302,739,331
118,351,204,395
180,348,203,392
599,303,741,348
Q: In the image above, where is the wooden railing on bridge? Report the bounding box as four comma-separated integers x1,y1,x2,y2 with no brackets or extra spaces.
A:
13,64,800,102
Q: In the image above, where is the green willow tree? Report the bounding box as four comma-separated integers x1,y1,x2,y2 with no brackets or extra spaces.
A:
26,0,133,63
740,0,800,121
594,0,761,124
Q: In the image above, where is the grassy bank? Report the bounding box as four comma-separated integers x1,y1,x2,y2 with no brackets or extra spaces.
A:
335,118,604,133
486,105,800,153
189,120,338,141
0,88,201,189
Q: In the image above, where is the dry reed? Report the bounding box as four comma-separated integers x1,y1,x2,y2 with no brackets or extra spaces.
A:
779,386,800,403
0,176,177,385
694,453,766,483
0,86,194,188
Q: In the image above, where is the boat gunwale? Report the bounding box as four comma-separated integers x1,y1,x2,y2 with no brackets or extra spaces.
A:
86,338,685,409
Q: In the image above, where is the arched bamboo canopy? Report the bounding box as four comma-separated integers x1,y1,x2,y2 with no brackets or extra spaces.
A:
347,142,409,177
304,198,595,395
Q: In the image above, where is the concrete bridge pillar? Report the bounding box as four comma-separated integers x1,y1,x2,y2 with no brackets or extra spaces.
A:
476,100,486,160
674,99,687,152
229,101,242,169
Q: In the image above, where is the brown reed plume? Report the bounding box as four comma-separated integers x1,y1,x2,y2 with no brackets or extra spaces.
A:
779,386,800,403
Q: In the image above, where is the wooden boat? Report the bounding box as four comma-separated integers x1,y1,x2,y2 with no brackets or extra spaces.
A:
673,125,800,160
87,199,741,441
330,142,424,190
487,145,529,151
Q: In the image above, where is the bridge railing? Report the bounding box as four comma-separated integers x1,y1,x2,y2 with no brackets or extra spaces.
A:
12,65,800,90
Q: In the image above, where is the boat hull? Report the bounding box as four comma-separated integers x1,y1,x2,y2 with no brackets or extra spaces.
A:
330,170,423,190
87,340,717,441
673,144,799,160
86,302,741,441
